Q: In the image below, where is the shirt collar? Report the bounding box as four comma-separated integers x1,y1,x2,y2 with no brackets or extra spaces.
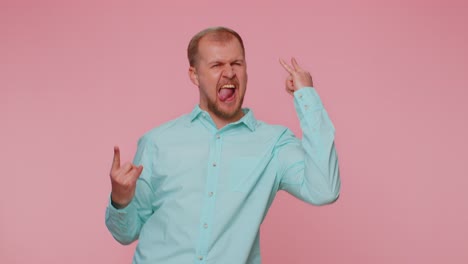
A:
189,105,257,131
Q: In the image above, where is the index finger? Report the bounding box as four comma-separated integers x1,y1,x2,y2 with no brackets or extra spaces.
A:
279,58,294,74
112,146,121,170
291,57,303,71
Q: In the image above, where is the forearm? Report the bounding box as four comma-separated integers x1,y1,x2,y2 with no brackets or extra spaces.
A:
105,136,156,244
105,197,142,245
298,87,340,203
279,87,341,205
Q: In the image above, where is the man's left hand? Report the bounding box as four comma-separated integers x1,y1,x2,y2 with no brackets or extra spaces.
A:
279,58,314,95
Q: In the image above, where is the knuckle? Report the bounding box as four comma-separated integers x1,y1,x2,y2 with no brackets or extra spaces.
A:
110,170,118,179
120,180,134,190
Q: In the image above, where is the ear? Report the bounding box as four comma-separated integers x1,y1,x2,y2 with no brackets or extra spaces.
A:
189,66,199,86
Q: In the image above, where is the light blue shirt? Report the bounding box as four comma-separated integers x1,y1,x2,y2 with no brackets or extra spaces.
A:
105,87,341,264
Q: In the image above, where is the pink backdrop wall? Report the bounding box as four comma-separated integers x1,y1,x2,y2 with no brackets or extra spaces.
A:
2,0,467,263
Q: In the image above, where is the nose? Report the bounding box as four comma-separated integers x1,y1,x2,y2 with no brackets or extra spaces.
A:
222,65,235,79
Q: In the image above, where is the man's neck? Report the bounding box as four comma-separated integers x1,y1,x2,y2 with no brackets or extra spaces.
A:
208,110,245,130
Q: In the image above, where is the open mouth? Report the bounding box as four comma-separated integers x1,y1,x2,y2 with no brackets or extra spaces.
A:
218,84,237,102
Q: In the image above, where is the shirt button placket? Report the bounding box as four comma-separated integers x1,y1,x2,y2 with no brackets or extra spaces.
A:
197,133,221,262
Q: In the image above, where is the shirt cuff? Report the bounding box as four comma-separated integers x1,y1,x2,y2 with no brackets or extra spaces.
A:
106,195,137,226
293,87,324,123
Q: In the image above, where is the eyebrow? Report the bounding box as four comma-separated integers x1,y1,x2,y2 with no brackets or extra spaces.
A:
208,59,244,65
231,59,245,64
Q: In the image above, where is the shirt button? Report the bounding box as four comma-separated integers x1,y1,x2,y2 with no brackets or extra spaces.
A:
216,135,220,139
203,223,208,229
299,94,303,98
198,256,203,260
208,192,214,197
212,162,217,167
304,105,309,110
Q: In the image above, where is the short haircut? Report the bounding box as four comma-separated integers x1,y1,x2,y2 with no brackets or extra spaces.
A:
187,26,245,67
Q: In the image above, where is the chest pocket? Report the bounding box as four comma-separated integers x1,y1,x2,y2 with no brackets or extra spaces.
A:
229,156,271,193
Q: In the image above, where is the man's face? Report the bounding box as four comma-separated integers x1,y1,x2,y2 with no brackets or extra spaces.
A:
189,36,247,124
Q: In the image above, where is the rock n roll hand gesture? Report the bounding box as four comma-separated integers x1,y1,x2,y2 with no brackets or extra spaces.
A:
109,146,143,209
279,57,314,95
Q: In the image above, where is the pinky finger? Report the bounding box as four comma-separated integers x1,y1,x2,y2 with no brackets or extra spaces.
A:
131,165,144,179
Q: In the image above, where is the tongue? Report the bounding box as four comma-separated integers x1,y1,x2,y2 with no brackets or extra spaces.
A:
218,88,235,102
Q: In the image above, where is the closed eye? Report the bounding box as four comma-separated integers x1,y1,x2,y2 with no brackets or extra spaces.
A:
232,61,244,66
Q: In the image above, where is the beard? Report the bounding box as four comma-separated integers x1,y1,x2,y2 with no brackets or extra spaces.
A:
206,92,245,121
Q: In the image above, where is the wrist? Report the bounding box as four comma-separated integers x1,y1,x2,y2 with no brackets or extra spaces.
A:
110,193,131,209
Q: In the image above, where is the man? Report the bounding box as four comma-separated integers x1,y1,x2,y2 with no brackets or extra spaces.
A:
106,26,340,264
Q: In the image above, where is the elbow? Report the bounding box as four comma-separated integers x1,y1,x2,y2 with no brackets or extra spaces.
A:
113,234,137,245
107,225,139,245
105,219,139,245
313,189,340,206
314,172,341,205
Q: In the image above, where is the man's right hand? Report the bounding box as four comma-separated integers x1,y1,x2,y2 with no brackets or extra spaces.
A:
109,146,143,209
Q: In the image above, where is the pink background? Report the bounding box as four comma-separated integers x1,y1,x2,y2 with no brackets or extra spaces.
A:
2,0,468,263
